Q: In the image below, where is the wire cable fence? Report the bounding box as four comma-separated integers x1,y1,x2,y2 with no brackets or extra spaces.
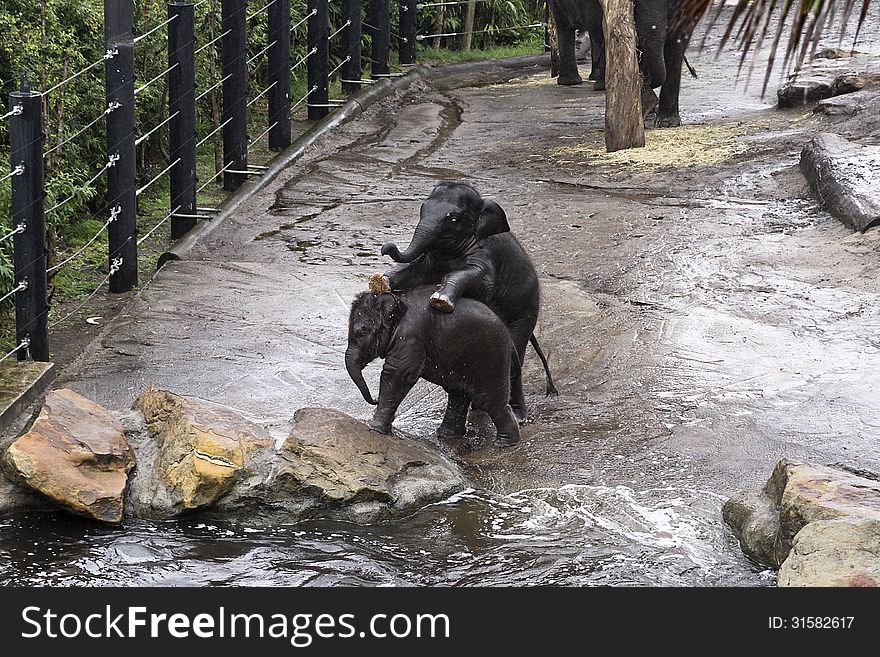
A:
2,0,544,361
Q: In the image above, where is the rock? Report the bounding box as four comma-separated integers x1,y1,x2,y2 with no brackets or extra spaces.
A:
0,476,43,515
777,79,833,108
721,490,779,567
272,408,466,523
131,389,274,517
2,389,135,523
724,459,880,570
815,47,851,59
814,93,866,116
831,72,868,96
800,132,880,233
771,460,880,560
778,519,880,587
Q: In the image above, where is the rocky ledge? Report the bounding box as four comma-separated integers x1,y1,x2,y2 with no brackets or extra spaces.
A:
724,460,880,587
0,388,466,525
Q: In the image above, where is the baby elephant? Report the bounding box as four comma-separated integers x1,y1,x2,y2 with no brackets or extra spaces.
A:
345,286,521,446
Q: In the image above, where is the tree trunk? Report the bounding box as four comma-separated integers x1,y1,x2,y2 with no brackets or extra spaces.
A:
600,0,644,152
463,0,477,51
548,4,560,78
433,6,445,49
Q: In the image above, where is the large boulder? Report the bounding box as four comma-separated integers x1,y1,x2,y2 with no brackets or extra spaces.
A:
777,518,880,587
724,460,880,585
2,389,135,523
272,408,466,523
800,133,880,233
130,389,275,517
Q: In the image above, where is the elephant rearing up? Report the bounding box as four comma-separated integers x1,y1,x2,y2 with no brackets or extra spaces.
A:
372,181,557,423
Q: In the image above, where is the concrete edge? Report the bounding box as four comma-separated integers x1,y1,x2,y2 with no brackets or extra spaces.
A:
164,66,430,261
0,362,56,433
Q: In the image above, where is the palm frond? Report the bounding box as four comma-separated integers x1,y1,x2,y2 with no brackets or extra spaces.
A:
673,0,871,93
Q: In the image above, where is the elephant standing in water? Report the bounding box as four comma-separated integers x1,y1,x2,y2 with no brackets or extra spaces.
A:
372,182,556,423
345,287,521,446
551,0,695,127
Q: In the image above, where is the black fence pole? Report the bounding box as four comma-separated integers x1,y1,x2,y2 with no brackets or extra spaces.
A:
268,0,292,150
221,0,248,191
168,1,197,239
307,0,329,121
9,80,48,362
399,0,417,65
105,0,138,293
371,0,391,78
340,0,363,94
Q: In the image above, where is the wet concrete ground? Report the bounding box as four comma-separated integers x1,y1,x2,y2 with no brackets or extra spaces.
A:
23,18,879,585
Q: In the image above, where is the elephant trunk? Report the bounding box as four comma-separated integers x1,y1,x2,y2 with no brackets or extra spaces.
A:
381,223,438,263
345,346,377,405
636,19,667,89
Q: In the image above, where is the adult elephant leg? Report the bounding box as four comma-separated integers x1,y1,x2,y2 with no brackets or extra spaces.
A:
551,5,582,86
437,390,470,439
585,0,605,90
656,28,692,128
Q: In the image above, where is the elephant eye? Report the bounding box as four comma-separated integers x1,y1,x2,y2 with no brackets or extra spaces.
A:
446,212,458,222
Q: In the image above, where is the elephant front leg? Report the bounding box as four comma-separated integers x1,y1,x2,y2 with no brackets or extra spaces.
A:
656,30,692,128
552,13,582,86
437,390,470,439
430,267,486,313
368,362,422,434
376,258,443,294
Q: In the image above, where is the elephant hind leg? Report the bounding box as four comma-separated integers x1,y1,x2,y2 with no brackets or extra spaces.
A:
437,390,470,440
488,404,521,447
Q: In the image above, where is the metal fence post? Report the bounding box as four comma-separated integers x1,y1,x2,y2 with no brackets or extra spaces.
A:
370,0,391,78
168,1,197,239
340,0,363,94
268,0,292,150
221,0,248,191
105,0,138,293
307,0,329,120
9,80,48,362
399,0,417,65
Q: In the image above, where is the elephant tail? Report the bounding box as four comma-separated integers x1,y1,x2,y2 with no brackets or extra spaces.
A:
684,55,698,79
529,334,559,398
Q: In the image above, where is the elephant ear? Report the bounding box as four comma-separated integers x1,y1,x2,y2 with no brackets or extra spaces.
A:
375,293,406,358
475,199,510,240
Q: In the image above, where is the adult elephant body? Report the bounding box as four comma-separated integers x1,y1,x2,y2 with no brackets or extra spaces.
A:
375,182,556,422
551,0,694,127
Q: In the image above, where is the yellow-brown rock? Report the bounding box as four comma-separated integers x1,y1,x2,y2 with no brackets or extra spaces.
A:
3,389,134,523
134,389,273,510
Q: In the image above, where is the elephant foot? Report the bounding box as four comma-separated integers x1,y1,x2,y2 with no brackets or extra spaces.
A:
593,80,605,92
436,424,465,440
511,405,528,424
367,418,392,434
368,273,390,294
656,112,682,128
430,292,455,313
494,432,521,448
557,73,583,86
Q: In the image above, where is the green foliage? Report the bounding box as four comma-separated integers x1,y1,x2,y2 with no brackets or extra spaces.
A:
416,0,544,49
